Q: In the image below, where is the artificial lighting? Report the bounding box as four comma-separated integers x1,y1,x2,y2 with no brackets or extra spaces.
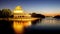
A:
14,10,23,13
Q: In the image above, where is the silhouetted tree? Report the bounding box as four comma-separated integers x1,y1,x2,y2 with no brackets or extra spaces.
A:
0,9,14,34
31,13,45,18
54,15,60,19
10,15,13,18
2,9,11,18
0,10,2,18
31,13,45,24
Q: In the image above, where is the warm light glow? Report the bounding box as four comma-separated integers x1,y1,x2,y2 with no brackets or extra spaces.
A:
13,6,38,34
13,21,24,33
14,10,23,13
44,13,60,16
15,6,22,10
14,6,23,13
13,21,32,33
25,14,31,17
23,21,31,27
12,18,38,21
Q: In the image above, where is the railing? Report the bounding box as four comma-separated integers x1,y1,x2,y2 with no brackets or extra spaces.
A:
0,18,38,21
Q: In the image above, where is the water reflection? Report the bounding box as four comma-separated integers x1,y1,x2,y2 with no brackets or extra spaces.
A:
13,21,24,34
41,18,60,24
12,17,60,34
0,17,60,34
36,17,60,26
13,21,31,34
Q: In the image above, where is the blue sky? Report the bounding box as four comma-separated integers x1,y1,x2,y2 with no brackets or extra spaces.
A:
0,0,60,15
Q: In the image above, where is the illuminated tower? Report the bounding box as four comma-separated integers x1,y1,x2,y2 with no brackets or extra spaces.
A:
13,6,31,18
14,6,23,13
14,6,23,18
13,6,31,34
13,6,38,34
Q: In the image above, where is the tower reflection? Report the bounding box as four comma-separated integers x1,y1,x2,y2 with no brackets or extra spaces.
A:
13,6,38,34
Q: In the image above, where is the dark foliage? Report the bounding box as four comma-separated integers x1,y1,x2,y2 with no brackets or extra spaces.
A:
10,15,13,18
0,9,12,18
0,10,2,17
54,15,60,19
31,13,45,18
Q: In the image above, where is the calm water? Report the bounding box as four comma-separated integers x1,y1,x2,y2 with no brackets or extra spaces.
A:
0,17,60,34
36,17,60,26
25,17,60,29
25,17,60,32
24,18,60,34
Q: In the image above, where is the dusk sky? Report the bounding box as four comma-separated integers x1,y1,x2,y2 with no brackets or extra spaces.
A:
0,0,60,16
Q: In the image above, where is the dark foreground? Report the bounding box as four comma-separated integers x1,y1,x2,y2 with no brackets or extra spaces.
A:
0,20,60,34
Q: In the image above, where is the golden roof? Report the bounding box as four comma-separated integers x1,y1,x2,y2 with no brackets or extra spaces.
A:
14,6,23,13
14,6,22,10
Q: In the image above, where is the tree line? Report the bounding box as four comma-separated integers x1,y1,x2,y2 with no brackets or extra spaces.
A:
0,9,13,18
0,9,45,18
0,8,60,18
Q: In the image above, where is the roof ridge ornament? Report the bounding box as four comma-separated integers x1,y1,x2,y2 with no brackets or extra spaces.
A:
15,6,22,10
14,6,23,13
